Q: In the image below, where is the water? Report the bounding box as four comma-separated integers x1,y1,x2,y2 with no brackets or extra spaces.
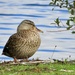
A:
0,0,75,61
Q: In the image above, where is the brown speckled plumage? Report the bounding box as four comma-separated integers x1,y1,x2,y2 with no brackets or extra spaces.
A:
2,20,43,61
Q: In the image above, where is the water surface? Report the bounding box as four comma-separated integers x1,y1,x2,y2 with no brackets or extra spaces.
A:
0,0,75,61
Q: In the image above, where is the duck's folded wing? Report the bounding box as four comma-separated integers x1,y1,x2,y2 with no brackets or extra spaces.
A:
2,33,25,56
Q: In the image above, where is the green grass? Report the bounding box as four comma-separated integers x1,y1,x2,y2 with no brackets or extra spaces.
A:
0,62,75,75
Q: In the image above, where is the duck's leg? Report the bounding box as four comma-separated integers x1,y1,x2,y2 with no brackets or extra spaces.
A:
14,57,18,63
26,58,29,62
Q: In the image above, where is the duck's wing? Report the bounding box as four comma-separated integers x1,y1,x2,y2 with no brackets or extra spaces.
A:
2,33,25,57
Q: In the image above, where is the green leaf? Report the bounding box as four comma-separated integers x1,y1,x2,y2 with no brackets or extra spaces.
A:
60,3,64,8
65,0,68,7
67,26,73,30
66,20,70,26
73,17,75,23
71,9,74,15
70,17,75,23
73,1,75,8
72,31,75,34
55,18,60,26
54,0,57,4
68,7,71,10
69,5,73,9
49,2,53,5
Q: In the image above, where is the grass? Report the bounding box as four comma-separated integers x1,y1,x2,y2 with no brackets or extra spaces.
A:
0,61,75,75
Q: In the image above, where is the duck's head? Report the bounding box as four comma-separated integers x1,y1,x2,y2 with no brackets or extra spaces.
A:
17,20,43,33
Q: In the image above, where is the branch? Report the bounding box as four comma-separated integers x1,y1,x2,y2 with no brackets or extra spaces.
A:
47,27,75,32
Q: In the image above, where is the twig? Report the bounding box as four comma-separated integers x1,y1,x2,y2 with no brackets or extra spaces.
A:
47,27,75,32
50,45,57,62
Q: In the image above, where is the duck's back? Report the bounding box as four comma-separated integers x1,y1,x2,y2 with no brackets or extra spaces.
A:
3,30,41,59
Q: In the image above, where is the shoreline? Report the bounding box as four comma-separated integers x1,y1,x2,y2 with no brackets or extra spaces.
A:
0,59,75,65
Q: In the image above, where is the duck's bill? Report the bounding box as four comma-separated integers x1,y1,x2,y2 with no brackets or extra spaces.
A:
36,28,43,33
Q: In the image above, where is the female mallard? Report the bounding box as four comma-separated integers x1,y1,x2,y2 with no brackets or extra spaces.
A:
2,20,43,62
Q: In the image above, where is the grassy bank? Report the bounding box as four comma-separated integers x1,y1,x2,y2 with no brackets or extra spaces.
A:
0,61,75,75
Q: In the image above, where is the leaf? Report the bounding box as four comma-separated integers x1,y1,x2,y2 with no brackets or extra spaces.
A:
49,2,53,5
60,3,64,8
73,1,75,8
54,0,57,4
69,5,73,9
73,17,75,23
68,7,71,10
72,31,75,34
65,0,68,5
55,18,60,26
66,20,70,26
67,26,73,30
70,17,75,23
71,9,74,15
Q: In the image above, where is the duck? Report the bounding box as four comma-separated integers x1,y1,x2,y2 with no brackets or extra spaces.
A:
2,20,43,62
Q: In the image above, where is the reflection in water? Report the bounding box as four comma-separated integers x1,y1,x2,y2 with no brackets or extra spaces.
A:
0,0,75,61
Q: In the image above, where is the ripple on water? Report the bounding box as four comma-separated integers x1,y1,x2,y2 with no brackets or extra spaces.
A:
0,13,44,18
0,27,14,30
0,23,18,25
38,49,64,52
54,9,68,13
36,24,62,28
0,33,11,35
0,1,6,4
0,46,4,49
55,38,75,40
21,3,49,7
